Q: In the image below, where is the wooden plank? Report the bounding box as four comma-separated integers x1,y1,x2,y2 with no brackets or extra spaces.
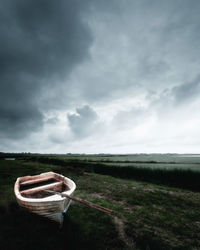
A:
20,176,55,186
21,181,63,195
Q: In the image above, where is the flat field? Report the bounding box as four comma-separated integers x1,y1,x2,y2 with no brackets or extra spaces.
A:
41,153,200,171
0,154,200,249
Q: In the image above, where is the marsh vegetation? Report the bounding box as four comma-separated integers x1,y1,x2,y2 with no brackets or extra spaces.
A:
0,154,200,249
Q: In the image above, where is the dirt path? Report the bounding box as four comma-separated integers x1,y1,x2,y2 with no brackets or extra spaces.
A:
113,216,135,249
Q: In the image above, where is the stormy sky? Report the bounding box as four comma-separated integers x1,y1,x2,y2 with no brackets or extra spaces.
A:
1,0,200,153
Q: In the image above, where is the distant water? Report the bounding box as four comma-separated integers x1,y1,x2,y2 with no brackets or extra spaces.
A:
177,155,200,157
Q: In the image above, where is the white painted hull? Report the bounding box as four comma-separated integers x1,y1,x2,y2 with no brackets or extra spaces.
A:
14,172,76,224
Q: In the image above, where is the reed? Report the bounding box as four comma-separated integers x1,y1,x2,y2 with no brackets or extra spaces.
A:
27,156,200,191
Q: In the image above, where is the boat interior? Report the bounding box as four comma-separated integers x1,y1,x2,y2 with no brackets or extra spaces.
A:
19,175,70,198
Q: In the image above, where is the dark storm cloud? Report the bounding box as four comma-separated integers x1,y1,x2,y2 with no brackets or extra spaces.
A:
0,0,92,138
1,0,200,153
67,105,98,138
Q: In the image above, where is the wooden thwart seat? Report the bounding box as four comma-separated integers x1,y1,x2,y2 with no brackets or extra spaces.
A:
20,181,63,195
20,176,55,186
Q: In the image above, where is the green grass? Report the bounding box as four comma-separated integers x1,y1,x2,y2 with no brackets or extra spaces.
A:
0,158,200,249
75,173,200,249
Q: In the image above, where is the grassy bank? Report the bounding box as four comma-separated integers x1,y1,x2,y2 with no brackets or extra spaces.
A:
0,159,200,249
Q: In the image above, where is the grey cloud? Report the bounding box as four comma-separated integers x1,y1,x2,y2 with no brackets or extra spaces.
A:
1,0,200,153
49,133,65,144
69,0,200,106
0,102,43,139
146,76,200,117
67,105,98,138
111,75,200,141
172,76,200,105
45,117,59,125
116,75,200,127
0,0,93,139
112,107,150,129
138,57,170,79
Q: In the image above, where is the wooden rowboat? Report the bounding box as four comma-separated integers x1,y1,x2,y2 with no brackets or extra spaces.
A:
14,171,76,224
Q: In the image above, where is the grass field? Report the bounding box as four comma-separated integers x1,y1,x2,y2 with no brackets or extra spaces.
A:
0,154,200,249
61,153,200,164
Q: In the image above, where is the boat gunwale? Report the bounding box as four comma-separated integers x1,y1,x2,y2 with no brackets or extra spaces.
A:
14,171,76,203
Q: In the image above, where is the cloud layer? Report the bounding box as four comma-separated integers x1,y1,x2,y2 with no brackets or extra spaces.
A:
0,0,92,138
67,105,98,138
1,0,200,153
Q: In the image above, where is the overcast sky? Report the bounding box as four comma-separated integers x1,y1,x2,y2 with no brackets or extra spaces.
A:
1,0,200,154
